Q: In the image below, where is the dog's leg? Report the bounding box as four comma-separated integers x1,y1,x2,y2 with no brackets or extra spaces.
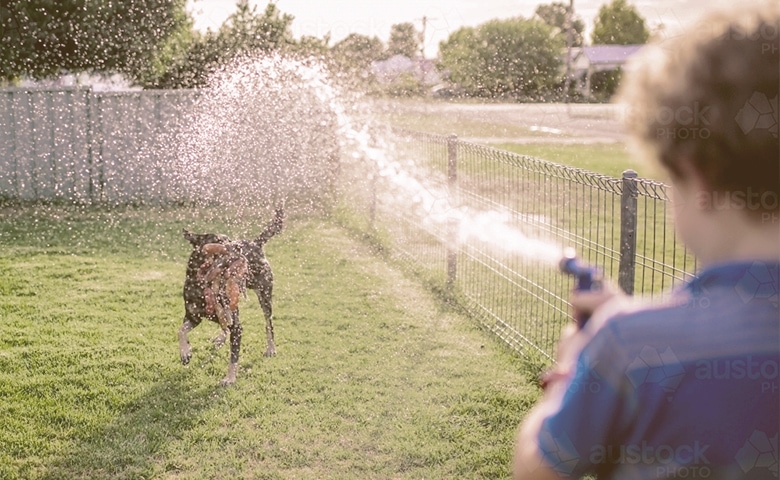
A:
213,328,228,348
255,287,276,357
212,297,231,348
223,362,238,387
221,316,242,386
178,318,197,365
213,305,235,348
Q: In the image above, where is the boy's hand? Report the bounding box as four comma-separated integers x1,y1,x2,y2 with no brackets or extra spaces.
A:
570,278,624,323
539,280,628,390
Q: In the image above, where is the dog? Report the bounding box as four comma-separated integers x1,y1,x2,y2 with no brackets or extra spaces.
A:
178,205,284,385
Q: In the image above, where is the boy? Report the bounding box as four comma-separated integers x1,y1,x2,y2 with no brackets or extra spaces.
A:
513,4,779,479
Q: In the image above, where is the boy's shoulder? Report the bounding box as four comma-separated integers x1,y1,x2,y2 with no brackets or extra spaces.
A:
603,260,778,328
587,261,779,373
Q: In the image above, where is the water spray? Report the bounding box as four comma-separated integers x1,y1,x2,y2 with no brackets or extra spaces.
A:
559,247,602,328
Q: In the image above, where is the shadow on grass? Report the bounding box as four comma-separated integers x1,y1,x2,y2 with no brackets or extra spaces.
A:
41,369,223,480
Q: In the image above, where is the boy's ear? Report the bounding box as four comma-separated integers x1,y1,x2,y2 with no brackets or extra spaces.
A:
673,158,711,193
673,158,722,214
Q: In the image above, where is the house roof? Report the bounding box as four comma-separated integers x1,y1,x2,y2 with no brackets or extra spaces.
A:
371,54,415,75
371,54,441,84
579,45,643,65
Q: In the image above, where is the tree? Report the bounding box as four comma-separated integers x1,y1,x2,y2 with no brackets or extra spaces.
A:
387,22,419,58
330,33,385,75
591,0,650,45
218,0,294,56
0,0,190,84
590,68,623,101
153,1,296,88
288,34,331,58
535,2,585,47
438,17,563,99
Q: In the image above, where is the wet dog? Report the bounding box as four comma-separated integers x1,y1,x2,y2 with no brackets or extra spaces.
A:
178,205,284,385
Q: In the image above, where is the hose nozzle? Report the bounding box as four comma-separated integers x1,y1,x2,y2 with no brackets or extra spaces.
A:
559,247,601,328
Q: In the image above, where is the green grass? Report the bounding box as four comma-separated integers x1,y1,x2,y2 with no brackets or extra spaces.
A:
376,100,662,180
0,204,538,480
494,142,645,179
378,110,548,140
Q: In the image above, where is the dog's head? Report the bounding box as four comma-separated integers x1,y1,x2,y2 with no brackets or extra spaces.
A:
183,229,231,249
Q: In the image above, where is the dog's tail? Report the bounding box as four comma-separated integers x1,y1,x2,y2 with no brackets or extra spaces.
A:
255,201,285,245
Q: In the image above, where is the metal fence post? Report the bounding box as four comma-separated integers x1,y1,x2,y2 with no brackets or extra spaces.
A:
619,169,638,295
446,134,458,291
369,169,377,228
85,89,95,203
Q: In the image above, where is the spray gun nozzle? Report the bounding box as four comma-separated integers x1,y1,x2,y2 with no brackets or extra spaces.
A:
559,247,602,328
559,248,598,291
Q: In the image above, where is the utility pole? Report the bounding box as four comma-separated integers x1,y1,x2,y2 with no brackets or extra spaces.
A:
563,0,574,104
416,15,437,59
416,15,437,86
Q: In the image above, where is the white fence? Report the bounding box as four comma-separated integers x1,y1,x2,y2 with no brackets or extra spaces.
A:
0,87,199,203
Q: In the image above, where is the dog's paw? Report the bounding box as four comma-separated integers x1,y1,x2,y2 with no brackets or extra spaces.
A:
264,347,277,357
220,376,236,387
220,364,238,386
180,349,192,365
212,331,228,349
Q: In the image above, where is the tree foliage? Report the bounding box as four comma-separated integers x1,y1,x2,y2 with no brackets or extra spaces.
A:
0,0,190,84
218,0,294,56
153,1,296,88
289,35,331,58
535,2,585,47
591,0,650,45
387,22,420,58
590,67,623,101
438,17,563,99
330,33,385,75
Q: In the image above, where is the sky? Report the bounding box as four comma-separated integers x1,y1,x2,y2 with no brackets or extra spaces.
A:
187,0,748,57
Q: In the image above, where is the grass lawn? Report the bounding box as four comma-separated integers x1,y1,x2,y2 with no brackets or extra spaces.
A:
378,109,549,140
376,101,662,180
0,204,538,480
493,142,647,179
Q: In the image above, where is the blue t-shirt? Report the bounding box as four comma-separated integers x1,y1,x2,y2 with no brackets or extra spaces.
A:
537,261,779,479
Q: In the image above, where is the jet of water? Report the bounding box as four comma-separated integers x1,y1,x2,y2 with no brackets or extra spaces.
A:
166,52,563,264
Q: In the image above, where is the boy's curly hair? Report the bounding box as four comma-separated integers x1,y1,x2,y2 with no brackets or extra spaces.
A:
619,3,779,218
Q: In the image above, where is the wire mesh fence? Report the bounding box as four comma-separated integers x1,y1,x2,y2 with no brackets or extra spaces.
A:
355,129,698,363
